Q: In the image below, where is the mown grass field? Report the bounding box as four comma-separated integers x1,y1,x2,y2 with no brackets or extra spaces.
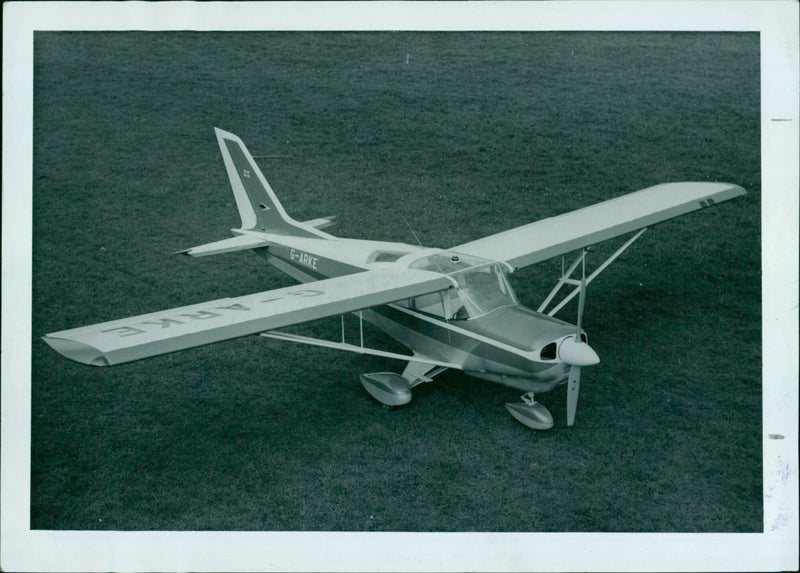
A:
31,32,761,532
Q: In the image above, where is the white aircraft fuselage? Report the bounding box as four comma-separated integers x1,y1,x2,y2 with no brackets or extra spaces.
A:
253,231,588,394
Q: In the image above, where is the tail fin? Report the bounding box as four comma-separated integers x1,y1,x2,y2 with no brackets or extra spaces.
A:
214,128,319,238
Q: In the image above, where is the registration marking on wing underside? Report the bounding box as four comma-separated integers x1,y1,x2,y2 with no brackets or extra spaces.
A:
43,269,454,366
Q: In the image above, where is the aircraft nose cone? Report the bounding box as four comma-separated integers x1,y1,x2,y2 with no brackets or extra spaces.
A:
558,336,600,366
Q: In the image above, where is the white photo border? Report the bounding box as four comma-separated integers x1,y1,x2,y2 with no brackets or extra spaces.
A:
3,2,798,571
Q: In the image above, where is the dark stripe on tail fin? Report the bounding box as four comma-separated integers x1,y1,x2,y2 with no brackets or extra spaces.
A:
214,128,321,238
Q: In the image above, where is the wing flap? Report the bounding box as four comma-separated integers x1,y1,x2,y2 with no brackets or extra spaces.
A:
454,182,746,270
43,269,453,366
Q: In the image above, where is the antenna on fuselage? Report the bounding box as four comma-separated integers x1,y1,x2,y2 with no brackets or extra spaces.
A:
401,215,450,290
400,215,424,248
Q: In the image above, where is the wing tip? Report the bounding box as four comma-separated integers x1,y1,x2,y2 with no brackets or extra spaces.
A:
706,181,747,203
731,183,747,197
42,335,110,366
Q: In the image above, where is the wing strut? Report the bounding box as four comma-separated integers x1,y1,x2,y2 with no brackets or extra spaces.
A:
261,309,459,370
537,228,647,317
260,329,459,370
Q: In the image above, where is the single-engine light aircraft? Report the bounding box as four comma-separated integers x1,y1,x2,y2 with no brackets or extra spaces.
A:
44,128,746,429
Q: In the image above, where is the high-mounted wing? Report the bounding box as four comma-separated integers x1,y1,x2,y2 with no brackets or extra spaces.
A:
453,182,746,270
43,269,454,366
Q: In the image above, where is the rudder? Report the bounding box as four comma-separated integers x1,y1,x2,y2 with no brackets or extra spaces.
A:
214,128,318,237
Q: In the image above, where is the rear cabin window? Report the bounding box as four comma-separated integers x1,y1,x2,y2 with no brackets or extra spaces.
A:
368,251,410,263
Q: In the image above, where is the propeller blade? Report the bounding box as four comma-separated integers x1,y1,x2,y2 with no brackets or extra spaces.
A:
568,251,588,426
567,364,581,426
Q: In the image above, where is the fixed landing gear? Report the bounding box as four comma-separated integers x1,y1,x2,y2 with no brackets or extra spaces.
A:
360,364,448,408
506,392,554,430
359,372,412,407
360,372,556,430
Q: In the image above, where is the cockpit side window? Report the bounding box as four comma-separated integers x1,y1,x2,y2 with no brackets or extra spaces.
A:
399,255,518,321
449,264,517,320
396,292,446,318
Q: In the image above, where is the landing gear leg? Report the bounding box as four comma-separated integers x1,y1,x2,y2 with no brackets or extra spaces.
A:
506,392,554,430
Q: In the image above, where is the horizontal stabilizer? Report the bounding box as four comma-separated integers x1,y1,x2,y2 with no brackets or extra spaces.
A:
43,269,454,366
175,234,271,257
302,215,337,230
454,182,746,270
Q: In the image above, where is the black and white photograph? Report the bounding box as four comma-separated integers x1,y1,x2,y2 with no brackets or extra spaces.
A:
2,2,797,572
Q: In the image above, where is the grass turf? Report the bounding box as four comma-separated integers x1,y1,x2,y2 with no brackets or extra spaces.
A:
31,31,761,531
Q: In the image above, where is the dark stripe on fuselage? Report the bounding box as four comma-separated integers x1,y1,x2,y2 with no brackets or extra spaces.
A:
369,305,554,376
262,243,366,281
